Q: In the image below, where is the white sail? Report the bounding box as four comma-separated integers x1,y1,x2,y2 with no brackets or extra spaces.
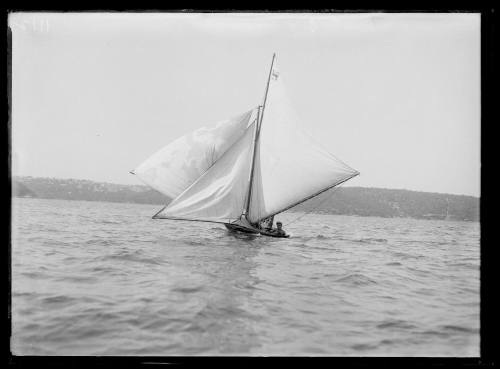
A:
133,109,256,199
133,55,359,229
154,121,257,223
247,62,359,223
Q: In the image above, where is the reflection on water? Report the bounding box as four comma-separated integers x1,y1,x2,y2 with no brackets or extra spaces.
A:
158,231,263,354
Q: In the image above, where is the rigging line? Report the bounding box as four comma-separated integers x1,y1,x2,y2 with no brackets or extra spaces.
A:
264,172,359,223
284,181,346,227
152,215,234,225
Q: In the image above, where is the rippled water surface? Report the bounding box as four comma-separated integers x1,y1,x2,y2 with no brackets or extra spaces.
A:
11,198,479,356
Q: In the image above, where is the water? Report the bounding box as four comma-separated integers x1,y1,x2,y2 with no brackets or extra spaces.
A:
11,198,480,356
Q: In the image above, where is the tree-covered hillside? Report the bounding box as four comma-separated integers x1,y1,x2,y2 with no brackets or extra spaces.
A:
12,176,479,221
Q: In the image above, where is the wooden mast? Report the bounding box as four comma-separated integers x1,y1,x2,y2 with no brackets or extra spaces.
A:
242,53,276,221
258,53,276,137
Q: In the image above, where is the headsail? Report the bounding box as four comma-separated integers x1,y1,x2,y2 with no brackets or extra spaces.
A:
153,121,257,223
132,109,256,199
247,61,359,223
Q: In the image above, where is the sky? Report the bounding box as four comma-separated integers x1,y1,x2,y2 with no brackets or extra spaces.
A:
9,12,480,196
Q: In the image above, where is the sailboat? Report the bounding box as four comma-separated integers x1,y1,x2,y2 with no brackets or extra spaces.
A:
131,54,359,237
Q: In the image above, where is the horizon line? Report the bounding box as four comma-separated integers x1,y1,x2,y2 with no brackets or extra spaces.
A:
11,174,481,199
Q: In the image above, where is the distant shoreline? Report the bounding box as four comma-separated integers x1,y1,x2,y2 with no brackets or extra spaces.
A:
12,176,480,222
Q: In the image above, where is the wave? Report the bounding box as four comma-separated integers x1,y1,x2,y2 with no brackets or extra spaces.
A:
418,326,479,338
354,238,388,244
376,319,417,330
83,239,115,247
293,234,330,243
390,251,423,260
99,220,123,225
350,343,379,351
185,236,222,245
41,295,76,305
12,291,36,298
171,286,204,294
419,330,451,338
103,251,162,266
292,243,332,252
446,262,478,269
56,275,99,284
335,273,377,286
87,265,116,273
440,325,479,334
20,271,50,279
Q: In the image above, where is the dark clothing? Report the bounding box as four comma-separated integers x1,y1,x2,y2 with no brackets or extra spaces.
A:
276,229,286,236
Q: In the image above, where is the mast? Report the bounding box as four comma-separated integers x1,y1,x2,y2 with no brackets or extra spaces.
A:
241,105,261,218
258,53,276,135
242,53,276,219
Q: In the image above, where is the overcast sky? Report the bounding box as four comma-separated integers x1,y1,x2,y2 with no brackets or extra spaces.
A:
9,12,480,196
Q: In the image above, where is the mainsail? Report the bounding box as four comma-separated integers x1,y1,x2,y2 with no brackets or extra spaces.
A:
247,62,359,223
133,54,359,229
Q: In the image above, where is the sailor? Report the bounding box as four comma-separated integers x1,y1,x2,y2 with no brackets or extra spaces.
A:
274,221,286,236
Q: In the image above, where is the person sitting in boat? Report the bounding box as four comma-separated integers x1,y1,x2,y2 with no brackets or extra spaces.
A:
273,221,286,236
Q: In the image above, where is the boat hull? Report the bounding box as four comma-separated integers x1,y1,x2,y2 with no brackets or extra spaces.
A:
259,229,290,238
224,223,289,238
224,223,260,234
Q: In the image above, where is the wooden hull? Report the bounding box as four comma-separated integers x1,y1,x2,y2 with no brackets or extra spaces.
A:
224,223,289,238
259,229,290,238
224,223,260,234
